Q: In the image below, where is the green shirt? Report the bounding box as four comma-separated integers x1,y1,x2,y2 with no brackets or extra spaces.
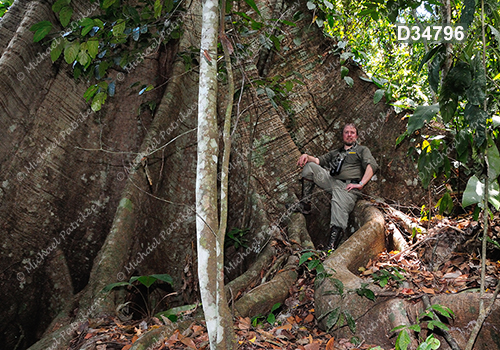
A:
318,144,378,181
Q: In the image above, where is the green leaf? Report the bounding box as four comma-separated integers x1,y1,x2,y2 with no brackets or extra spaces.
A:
373,89,385,104
430,304,454,318
154,0,162,18
299,252,314,266
30,21,53,42
59,6,73,27
84,84,99,102
466,56,486,105
52,0,70,12
428,53,442,93
94,18,104,28
64,41,80,64
456,129,470,163
132,275,157,288
270,302,281,313
418,44,444,72
407,104,439,135
487,137,500,180
306,1,316,9
343,310,356,333
267,313,276,324
81,23,94,36
463,175,484,208
395,329,411,350
50,38,64,62
243,0,261,16
113,19,126,37
77,50,89,66
91,91,107,111
102,281,131,292
492,116,500,128
464,103,487,146
150,273,173,285
155,303,199,319
325,307,341,332
341,66,349,78
87,39,99,59
344,76,354,87
439,94,457,123
460,0,476,29
102,0,117,9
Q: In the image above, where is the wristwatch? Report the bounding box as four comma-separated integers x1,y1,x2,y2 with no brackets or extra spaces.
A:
359,181,364,186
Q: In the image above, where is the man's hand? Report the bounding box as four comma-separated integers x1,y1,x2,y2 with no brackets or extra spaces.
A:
346,183,363,191
297,154,310,167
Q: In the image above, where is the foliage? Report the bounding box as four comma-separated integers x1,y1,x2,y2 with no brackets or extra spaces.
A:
103,273,174,318
371,266,406,288
0,0,13,18
392,303,454,350
251,302,281,326
225,227,250,249
29,0,185,111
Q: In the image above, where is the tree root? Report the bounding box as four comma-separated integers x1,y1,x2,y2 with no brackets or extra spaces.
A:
233,255,299,317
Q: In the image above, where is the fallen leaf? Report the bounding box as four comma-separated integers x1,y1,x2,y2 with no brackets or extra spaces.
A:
326,337,335,350
121,345,132,350
421,286,435,294
180,337,197,349
304,342,320,350
304,314,314,323
401,288,415,295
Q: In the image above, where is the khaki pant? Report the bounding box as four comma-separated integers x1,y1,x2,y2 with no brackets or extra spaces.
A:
301,162,359,229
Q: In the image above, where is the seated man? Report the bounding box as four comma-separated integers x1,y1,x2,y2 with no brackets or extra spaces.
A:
296,123,378,250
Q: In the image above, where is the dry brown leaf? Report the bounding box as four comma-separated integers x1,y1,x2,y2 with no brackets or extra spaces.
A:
326,337,335,350
304,314,314,323
131,335,138,343
180,337,197,349
304,342,320,350
421,286,435,294
277,324,292,331
121,345,132,350
84,333,93,339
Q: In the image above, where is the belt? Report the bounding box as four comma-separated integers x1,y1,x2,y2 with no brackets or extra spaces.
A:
339,178,361,184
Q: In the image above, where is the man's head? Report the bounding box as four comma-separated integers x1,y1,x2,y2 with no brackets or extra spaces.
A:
342,123,358,146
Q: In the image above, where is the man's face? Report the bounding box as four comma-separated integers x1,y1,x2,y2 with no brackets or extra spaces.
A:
343,125,358,146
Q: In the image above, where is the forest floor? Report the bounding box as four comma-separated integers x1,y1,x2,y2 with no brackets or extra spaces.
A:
66,207,500,350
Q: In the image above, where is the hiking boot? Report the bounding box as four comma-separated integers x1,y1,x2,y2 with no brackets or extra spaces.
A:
328,225,343,250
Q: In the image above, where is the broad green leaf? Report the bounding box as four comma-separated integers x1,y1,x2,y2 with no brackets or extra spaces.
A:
267,313,276,324
493,116,500,128
98,62,109,78
154,303,198,318
285,80,293,92
270,302,281,313
489,25,500,44
466,56,486,105
373,89,384,104
461,175,500,210
464,103,487,146
150,273,173,285
428,53,442,93
430,304,454,318
91,91,107,111
308,259,321,270
87,39,99,58
487,137,500,180
31,21,53,42
113,20,126,36
341,66,349,78
77,50,89,66
456,129,470,162
331,278,344,295
299,252,314,265
52,0,70,13
439,94,457,123
64,41,80,64
243,0,261,16
102,0,117,9
94,18,104,28
395,329,411,350
459,0,475,29
59,6,73,27
344,76,354,87
306,1,316,9
407,104,439,135
343,310,356,333
293,37,301,46
131,275,157,288
102,281,131,292
50,38,64,62
418,44,444,72
84,84,99,102
325,307,341,332
81,23,94,36
323,0,333,9
154,0,162,18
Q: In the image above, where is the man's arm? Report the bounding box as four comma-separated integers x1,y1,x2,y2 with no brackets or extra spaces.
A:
297,154,320,167
346,164,374,191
